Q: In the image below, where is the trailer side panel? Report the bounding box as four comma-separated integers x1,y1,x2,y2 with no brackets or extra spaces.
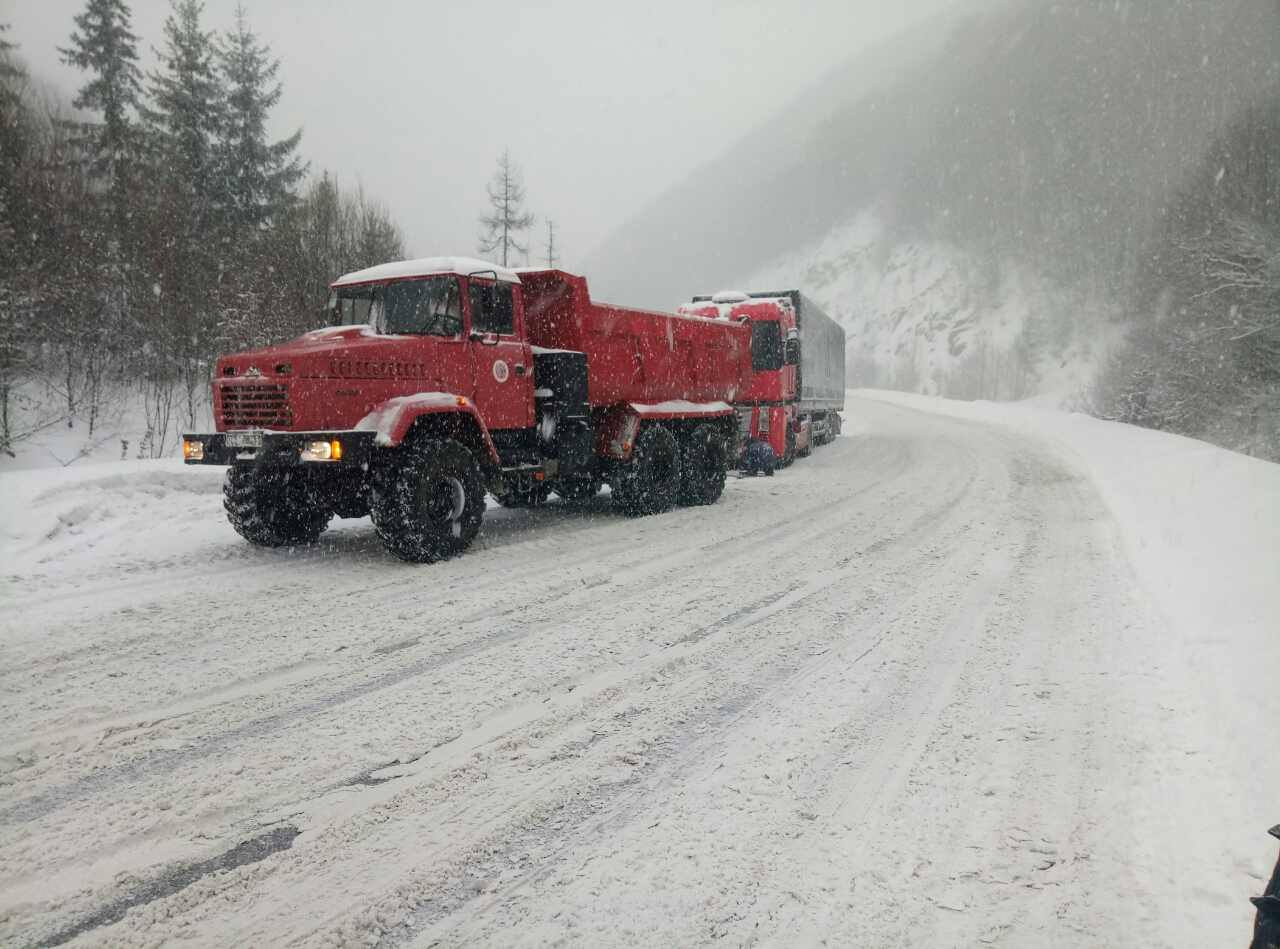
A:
795,292,846,413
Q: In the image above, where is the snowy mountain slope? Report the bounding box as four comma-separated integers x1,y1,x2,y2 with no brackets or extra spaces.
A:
585,0,1280,400
578,9,965,307
588,1,1280,308
1,394,1276,946
742,212,1124,401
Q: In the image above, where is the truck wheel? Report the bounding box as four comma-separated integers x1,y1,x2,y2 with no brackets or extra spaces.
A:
678,424,729,506
612,424,680,516
369,438,485,563
223,466,331,547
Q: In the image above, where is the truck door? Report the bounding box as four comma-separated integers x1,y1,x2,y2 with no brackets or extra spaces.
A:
467,279,534,430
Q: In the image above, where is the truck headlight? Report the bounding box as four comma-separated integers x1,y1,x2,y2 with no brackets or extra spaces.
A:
183,439,204,461
301,439,343,462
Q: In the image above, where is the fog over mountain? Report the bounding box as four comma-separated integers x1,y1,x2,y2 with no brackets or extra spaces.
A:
585,0,1280,420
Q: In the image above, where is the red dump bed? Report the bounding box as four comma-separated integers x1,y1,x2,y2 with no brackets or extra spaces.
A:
519,269,752,407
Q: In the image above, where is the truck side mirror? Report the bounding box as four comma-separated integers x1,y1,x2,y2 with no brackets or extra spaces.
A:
784,338,801,366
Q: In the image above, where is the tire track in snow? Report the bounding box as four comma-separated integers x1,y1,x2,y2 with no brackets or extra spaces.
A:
366,422,1020,945
0,436,910,737
122,423,1001,945
0,437,918,835
2,438,921,916
4,404,1057,946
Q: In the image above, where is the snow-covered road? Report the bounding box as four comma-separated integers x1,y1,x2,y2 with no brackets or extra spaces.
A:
1,395,1273,947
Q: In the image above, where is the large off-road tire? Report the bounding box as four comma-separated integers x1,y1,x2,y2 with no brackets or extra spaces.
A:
223,466,331,547
611,423,681,517
677,423,729,506
369,438,486,563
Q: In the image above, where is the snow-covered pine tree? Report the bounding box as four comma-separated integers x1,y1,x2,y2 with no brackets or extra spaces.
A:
264,172,406,342
348,190,400,273
0,22,30,454
140,0,228,433
58,0,146,437
58,0,142,222
216,4,305,350
0,23,26,264
478,149,534,268
0,23,25,165
282,170,351,326
219,6,303,235
1,9,415,459
143,0,226,232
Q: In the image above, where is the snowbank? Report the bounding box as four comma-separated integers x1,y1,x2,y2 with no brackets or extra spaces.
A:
0,460,229,581
865,388,1280,913
864,389,1279,645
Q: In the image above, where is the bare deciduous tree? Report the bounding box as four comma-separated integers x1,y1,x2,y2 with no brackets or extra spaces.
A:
478,149,534,268
543,218,559,269
1092,98,1280,460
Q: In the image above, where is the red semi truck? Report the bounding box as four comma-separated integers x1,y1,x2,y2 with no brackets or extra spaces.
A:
182,258,751,562
681,290,845,466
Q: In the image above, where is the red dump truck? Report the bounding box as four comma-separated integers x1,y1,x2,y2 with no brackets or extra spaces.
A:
681,290,845,466
182,258,751,562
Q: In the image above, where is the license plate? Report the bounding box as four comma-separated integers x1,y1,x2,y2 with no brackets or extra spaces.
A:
225,431,264,449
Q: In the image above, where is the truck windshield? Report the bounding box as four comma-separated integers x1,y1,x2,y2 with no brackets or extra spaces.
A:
381,277,463,336
329,288,374,327
328,276,463,337
751,321,784,372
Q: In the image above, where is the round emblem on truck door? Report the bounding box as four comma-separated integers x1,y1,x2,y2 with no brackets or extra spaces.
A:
492,360,510,383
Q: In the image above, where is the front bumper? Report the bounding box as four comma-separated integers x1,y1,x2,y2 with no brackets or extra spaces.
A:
181,430,377,466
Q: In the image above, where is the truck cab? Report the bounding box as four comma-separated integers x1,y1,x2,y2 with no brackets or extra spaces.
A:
216,259,535,436
330,263,535,431
681,293,807,464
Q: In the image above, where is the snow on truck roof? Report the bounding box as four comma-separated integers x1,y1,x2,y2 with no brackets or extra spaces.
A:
331,256,521,287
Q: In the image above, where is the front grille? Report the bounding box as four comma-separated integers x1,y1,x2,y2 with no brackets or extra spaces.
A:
220,383,292,429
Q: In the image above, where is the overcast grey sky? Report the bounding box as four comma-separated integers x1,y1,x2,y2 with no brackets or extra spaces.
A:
3,0,956,267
